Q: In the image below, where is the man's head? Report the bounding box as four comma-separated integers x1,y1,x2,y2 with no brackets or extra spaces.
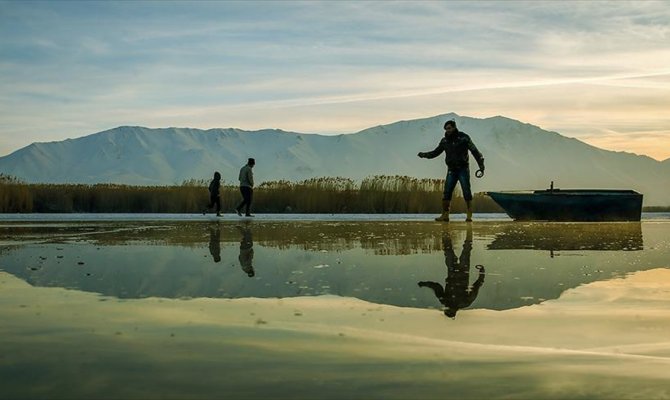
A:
248,158,255,167
213,171,221,180
444,120,457,136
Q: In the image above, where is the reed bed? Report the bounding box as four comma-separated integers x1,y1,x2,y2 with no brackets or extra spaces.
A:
0,174,502,213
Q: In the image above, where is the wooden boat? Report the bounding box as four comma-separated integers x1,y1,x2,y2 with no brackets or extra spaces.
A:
487,183,643,221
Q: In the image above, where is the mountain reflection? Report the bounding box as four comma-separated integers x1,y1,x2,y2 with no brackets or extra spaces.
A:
419,226,485,318
0,221,662,312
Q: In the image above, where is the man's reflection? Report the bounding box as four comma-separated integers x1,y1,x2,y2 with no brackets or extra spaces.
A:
208,225,221,263
237,223,255,277
418,226,485,318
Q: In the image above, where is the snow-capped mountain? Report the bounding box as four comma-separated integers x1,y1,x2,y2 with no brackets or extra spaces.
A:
1,113,668,205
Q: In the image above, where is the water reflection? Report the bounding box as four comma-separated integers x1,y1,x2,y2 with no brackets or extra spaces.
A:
418,226,485,318
208,225,221,263
488,222,643,252
237,223,255,277
0,221,666,312
1,220,669,399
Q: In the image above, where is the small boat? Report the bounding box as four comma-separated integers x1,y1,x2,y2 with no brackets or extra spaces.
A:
487,182,643,221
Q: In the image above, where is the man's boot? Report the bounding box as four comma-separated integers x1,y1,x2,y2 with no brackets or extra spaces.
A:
466,200,473,222
435,199,450,222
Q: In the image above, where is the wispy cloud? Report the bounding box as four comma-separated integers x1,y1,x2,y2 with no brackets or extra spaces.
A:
1,1,669,159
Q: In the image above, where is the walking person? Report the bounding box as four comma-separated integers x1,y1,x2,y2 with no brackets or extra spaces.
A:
235,158,255,217
203,171,222,217
418,119,485,222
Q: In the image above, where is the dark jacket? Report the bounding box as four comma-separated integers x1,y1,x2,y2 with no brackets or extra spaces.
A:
423,131,484,170
208,178,221,197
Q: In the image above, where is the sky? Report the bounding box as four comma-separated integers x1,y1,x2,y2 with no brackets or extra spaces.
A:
1,1,669,161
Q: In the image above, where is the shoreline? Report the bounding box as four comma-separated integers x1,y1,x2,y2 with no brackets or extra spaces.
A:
0,212,669,222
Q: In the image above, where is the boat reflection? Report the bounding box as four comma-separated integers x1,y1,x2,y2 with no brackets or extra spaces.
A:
487,222,643,252
418,226,485,318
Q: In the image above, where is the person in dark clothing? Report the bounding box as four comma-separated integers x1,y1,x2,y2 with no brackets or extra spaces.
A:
203,171,222,217
208,225,221,263
235,158,255,217
418,119,485,222
418,226,485,318
236,223,255,277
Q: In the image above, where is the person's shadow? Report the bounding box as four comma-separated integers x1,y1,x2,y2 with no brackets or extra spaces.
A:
237,223,255,277
209,225,221,263
418,225,485,318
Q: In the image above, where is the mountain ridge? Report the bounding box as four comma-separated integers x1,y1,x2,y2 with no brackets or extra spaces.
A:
1,113,668,205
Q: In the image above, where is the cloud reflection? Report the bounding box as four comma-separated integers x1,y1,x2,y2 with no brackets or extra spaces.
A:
1,268,670,398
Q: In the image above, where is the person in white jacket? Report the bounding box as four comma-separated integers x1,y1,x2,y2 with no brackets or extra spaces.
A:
235,158,255,217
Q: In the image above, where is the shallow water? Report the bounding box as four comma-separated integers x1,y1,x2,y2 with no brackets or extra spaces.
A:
1,218,670,399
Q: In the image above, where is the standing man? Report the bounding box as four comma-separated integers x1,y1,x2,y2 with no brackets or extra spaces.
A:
418,119,485,222
235,158,255,217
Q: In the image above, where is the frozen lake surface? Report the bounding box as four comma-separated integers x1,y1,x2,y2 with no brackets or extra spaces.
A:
1,218,670,399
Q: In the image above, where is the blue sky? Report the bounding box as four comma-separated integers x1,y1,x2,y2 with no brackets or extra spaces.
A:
1,1,669,160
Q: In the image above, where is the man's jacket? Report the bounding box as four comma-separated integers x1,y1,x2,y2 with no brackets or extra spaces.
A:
238,165,254,188
423,131,484,170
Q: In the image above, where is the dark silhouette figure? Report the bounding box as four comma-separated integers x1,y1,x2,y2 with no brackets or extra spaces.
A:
237,223,255,277
208,225,221,263
236,158,255,217
417,119,485,222
418,226,485,318
203,171,222,217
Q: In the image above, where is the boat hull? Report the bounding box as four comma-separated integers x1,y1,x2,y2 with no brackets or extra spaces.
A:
487,190,643,221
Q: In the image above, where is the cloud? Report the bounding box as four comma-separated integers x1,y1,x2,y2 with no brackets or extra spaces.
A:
1,1,670,159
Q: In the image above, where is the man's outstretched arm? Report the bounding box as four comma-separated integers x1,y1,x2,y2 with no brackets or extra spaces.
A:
418,141,445,159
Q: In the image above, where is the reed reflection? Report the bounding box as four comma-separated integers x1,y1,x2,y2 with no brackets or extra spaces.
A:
237,223,255,277
418,226,485,318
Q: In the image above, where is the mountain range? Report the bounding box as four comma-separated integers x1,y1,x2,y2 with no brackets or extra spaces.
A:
1,113,668,205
